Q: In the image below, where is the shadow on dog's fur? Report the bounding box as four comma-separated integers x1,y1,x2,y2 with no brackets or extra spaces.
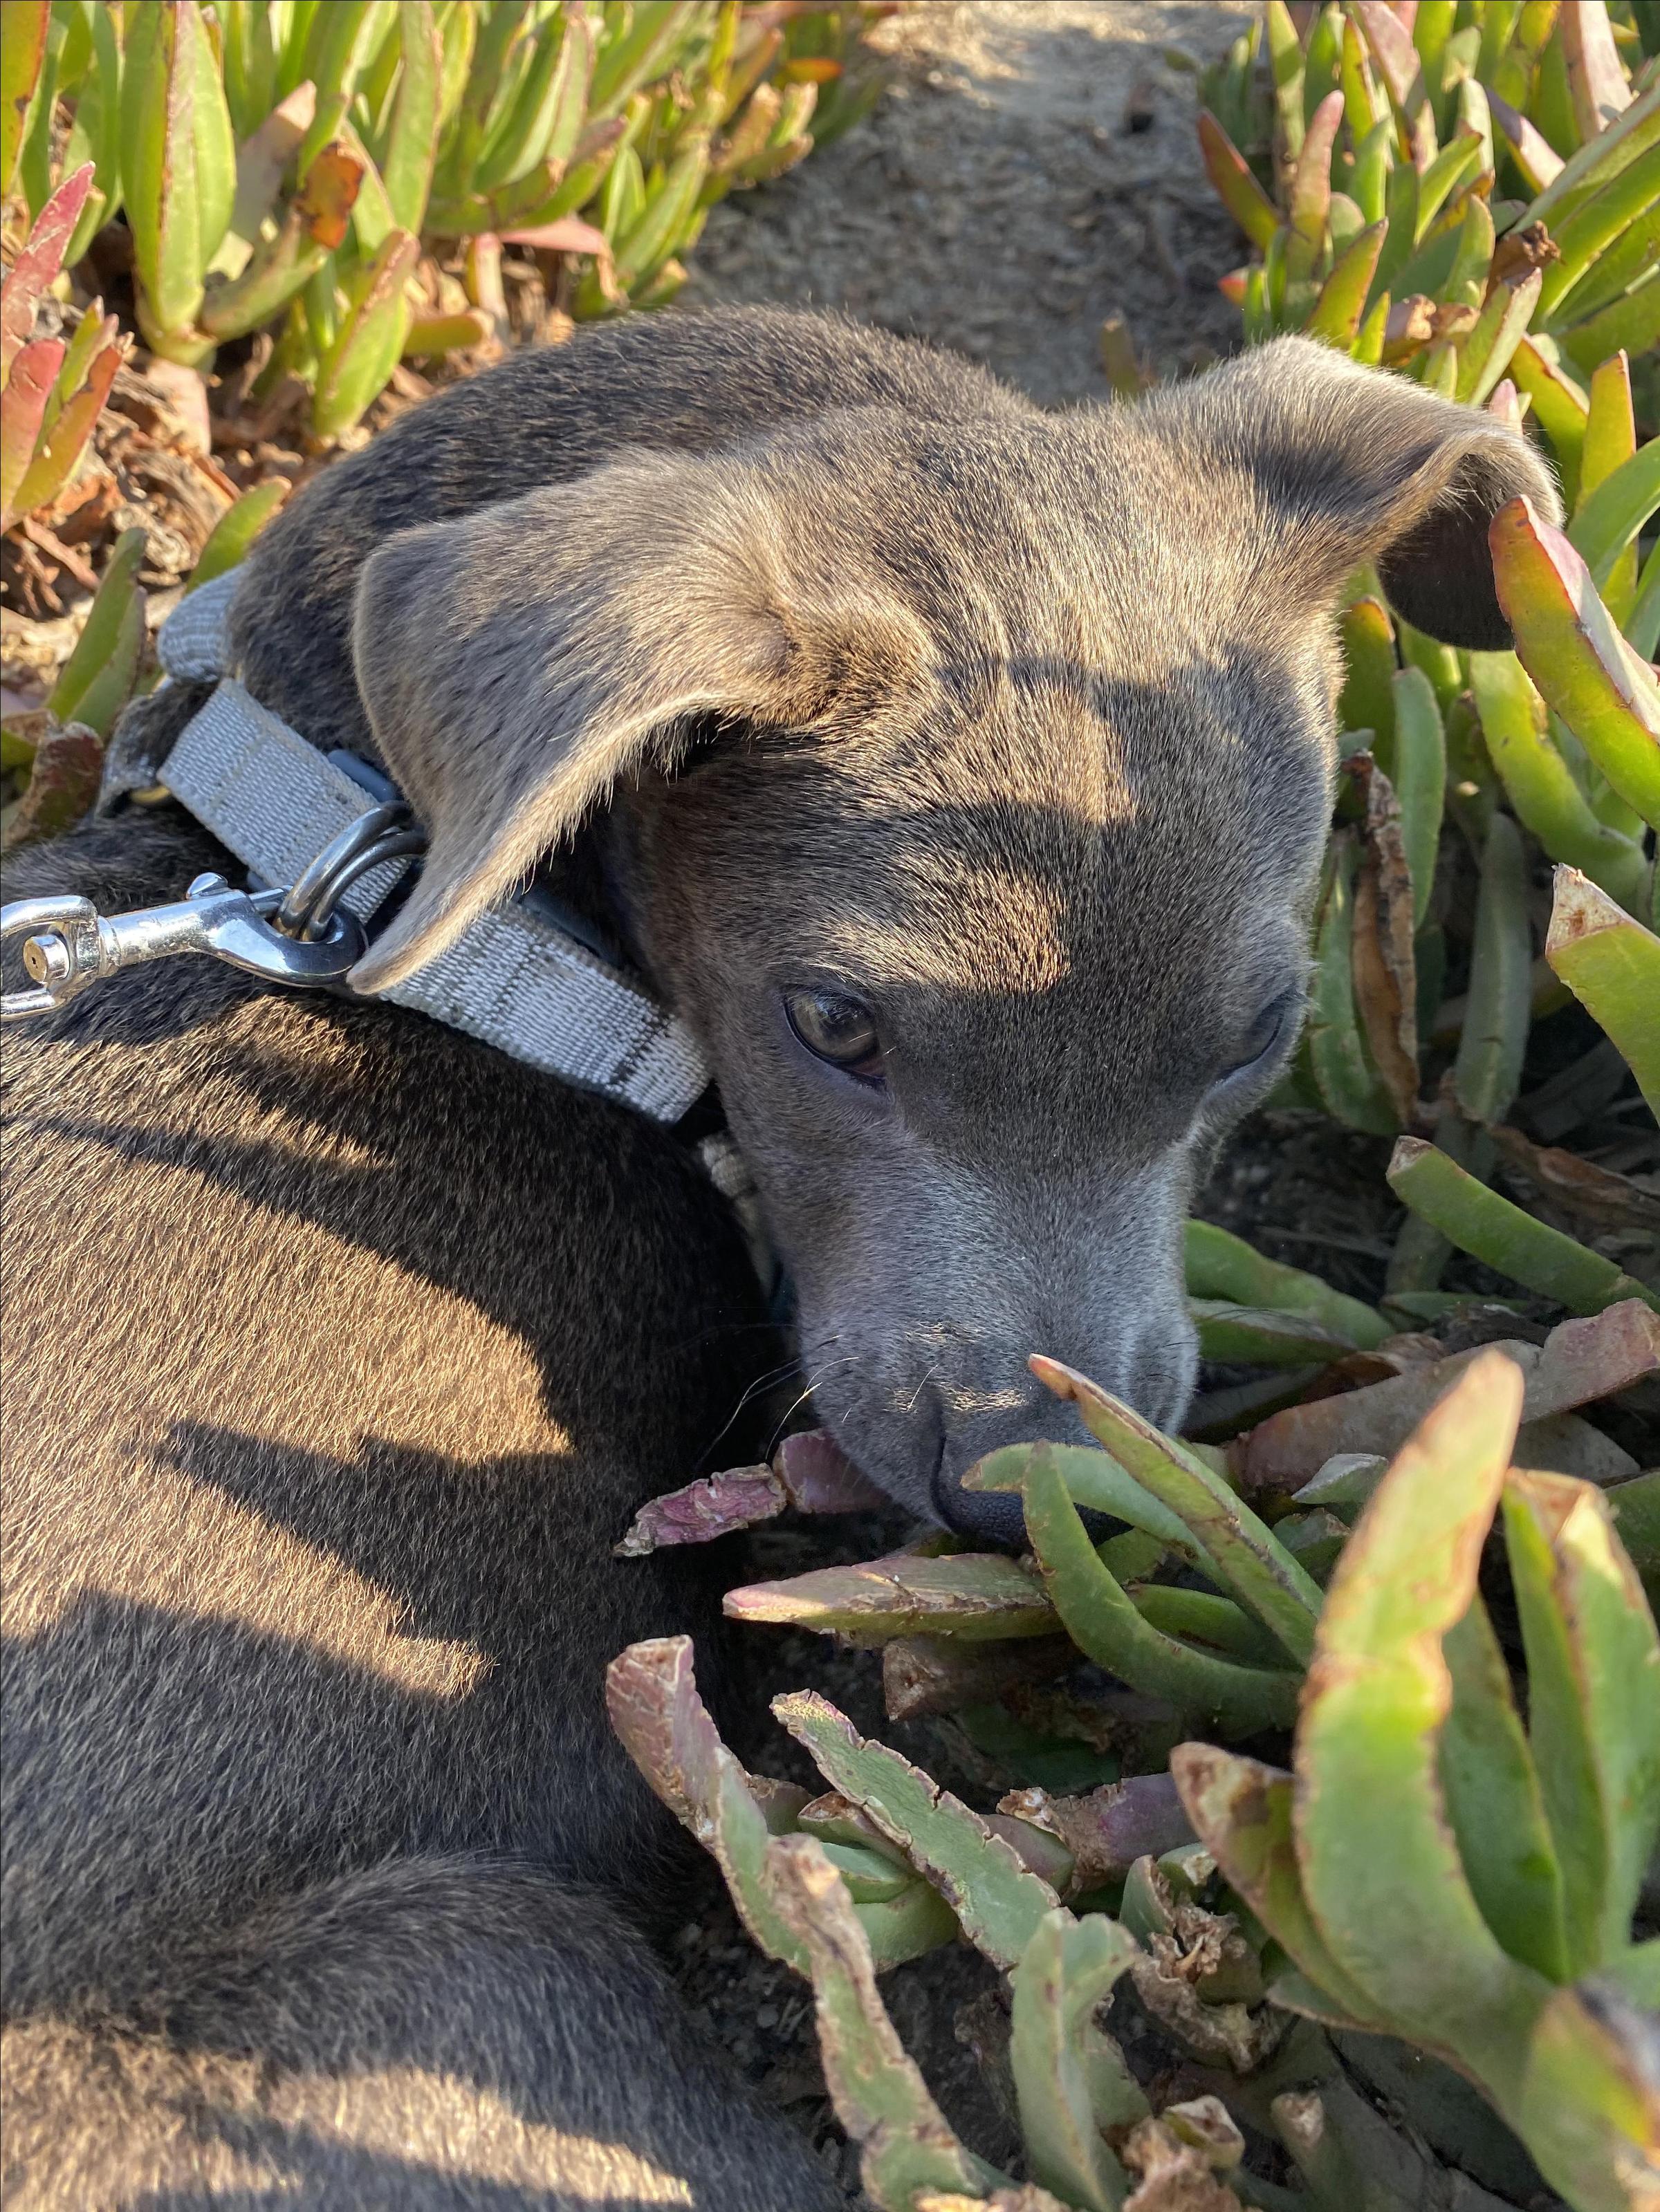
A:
1,808,825,2209
2,308,1556,2206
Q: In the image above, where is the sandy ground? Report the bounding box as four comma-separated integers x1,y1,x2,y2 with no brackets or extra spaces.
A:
687,0,1254,403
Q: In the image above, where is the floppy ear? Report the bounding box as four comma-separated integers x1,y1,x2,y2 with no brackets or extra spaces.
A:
1152,334,1563,649
348,447,914,992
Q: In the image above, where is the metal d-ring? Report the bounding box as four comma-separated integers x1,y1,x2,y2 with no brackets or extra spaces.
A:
275,801,427,941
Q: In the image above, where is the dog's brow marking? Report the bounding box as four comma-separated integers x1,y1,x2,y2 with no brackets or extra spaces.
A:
820,858,1076,994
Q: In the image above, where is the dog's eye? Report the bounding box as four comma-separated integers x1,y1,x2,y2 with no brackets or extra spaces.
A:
785,989,884,1079
1218,992,1295,1083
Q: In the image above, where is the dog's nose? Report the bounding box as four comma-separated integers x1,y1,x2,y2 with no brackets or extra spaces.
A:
925,1314,1197,1550
930,1469,1031,1550
931,1447,1130,1552
929,1390,1112,1552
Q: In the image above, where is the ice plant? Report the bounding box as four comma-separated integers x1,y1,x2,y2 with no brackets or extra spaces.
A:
612,1355,1660,2211
0,164,127,535
1,481,290,852
5,2,892,436
1184,0,1658,1340
1175,1353,1660,2212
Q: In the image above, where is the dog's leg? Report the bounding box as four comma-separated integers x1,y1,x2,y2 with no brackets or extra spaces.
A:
1,1855,844,2211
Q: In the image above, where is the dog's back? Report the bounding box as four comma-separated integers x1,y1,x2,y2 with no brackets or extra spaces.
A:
0,816,834,2208
0,308,980,2211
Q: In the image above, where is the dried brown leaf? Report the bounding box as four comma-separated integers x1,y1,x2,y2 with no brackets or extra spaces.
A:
499,215,610,256
1488,220,1560,290
1232,1303,1656,1488
917,2192,1072,2212
1349,754,1419,1126
1382,293,1435,361
614,1465,784,1554
997,1773,1196,1892
1488,1123,1660,1236
1123,2123,1241,2212
1159,2097,1244,2170
1,718,102,848
774,1430,889,1514
1129,1934,1288,2072
1529,1298,1660,1405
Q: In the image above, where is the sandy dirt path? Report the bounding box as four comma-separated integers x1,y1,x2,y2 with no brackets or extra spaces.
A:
688,0,1253,403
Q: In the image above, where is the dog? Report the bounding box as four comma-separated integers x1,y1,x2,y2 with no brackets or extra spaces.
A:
1,306,1555,2206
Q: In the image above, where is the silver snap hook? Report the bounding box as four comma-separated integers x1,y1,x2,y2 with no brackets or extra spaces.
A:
1,874,371,1024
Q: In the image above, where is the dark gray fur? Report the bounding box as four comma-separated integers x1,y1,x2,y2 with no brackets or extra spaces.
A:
1,307,1557,2206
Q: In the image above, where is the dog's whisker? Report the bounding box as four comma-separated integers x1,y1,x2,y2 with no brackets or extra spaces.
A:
904,1362,944,1416
695,1360,806,1464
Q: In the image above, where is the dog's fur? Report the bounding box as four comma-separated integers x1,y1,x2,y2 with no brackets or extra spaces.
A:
1,308,1556,2206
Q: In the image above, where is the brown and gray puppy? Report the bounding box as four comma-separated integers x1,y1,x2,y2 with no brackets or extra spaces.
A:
1,308,1554,2208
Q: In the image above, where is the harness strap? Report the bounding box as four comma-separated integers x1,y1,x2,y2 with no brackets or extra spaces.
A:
154,577,711,1124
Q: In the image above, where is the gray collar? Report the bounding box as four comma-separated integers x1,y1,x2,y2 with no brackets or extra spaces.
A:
139,574,711,1124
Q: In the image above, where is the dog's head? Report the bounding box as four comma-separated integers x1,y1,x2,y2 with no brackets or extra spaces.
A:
349,337,1556,1539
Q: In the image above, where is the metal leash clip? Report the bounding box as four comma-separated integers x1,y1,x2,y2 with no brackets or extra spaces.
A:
1,801,426,1024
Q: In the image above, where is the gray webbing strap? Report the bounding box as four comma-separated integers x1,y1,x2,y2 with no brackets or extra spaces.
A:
154,579,711,1123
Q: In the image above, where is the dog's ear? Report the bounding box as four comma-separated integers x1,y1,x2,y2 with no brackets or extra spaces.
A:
1152,334,1562,649
348,448,918,992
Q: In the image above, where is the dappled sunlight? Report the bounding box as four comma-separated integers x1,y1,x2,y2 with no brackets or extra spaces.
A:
5,1443,492,1700
261,2070,697,2203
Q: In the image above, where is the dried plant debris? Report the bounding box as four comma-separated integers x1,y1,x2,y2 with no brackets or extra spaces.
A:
616,1431,889,1554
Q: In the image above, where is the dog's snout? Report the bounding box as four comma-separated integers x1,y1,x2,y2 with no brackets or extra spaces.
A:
923,1307,1199,1550
931,1475,1030,1550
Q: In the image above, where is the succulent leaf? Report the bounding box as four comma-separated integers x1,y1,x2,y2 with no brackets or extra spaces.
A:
764,1835,1008,2210
380,1,441,232
773,1689,1061,1971
966,1440,1215,1571
310,224,419,437
605,1635,810,1972
1544,868,1660,1119
1503,1471,1660,1976
1183,1220,1391,1350
1439,1593,1571,1981
1170,1745,1390,2030
1009,1911,1144,2211
1015,1445,1302,1738
1387,1137,1659,1315
1293,1352,1548,2083
725,1549,1057,1645
186,481,288,593
1467,647,1650,909
1197,111,1279,252
1490,496,1660,834
0,337,66,531
1029,1360,1324,1664
0,0,50,203
1450,808,1533,1126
